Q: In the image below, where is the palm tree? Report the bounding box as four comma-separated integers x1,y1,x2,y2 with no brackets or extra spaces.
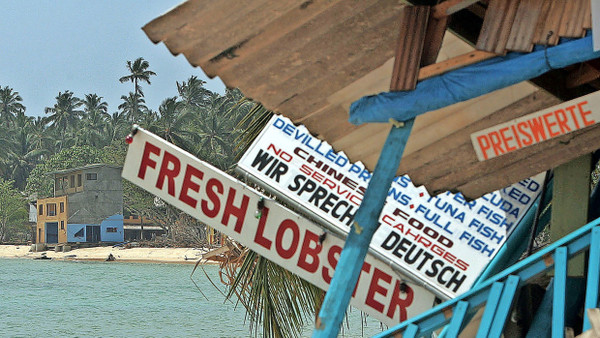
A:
0,86,26,128
149,97,194,149
119,57,156,97
28,116,52,157
118,92,148,123
106,111,129,143
77,94,110,147
177,76,212,112
2,111,45,190
44,91,83,150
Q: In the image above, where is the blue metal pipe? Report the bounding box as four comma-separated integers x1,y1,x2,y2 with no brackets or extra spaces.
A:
313,119,415,337
349,35,600,125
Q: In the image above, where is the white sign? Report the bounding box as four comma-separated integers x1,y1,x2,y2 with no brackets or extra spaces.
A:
122,127,435,326
471,91,600,161
238,115,544,298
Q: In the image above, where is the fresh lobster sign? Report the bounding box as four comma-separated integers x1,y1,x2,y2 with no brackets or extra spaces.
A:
122,127,435,326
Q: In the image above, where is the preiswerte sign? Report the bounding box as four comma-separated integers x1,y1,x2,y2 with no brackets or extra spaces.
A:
471,91,600,161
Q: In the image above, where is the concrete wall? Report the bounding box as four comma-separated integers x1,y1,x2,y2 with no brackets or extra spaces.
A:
67,166,123,225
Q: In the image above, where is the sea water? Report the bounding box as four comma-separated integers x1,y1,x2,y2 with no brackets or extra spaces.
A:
0,259,384,337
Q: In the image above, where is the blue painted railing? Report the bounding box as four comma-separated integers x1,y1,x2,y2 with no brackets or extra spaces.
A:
375,217,600,337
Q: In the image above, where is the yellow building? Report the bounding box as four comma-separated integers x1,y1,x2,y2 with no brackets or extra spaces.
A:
36,196,68,244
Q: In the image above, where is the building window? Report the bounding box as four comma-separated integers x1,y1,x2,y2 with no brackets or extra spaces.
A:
38,205,43,215
60,202,64,213
77,174,82,187
60,221,64,230
70,175,75,188
86,173,97,181
55,178,61,190
106,227,118,233
47,203,56,216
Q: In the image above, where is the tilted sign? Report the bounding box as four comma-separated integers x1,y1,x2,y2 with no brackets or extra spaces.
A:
122,127,435,326
471,90,600,161
237,115,544,299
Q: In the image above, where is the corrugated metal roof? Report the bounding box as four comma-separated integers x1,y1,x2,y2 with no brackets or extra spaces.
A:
143,0,599,199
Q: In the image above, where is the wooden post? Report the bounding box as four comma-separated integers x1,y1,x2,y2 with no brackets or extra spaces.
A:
551,154,592,276
313,119,415,337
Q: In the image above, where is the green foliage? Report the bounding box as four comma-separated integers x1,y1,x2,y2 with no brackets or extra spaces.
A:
0,178,28,242
227,251,323,338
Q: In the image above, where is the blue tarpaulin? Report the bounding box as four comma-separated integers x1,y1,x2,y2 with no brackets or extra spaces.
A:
349,35,600,125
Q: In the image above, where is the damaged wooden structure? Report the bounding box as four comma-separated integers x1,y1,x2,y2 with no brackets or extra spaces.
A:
143,0,600,336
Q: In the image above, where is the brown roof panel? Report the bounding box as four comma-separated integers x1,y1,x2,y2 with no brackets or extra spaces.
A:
144,0,599,199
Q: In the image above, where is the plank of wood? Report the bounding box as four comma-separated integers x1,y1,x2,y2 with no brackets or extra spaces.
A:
476,0,521,54
396,90,561,198
215,0,385,92
420,13,448,67
228,1,403,108
201,0,343,78
533,0,567,45
566,62,600,88
559,0,588,38
583,0,592,29
389,6,430,91
456,123,600,198
432,0,480,19
506,0,544,52
418,50,496,80
143,0,219,43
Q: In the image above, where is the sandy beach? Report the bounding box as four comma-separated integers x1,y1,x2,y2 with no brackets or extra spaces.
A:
0,245,218,264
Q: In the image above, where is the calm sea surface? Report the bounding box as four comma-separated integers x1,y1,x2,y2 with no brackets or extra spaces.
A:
0,258,384,337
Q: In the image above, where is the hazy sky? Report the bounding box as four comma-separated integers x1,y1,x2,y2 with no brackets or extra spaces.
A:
1,0,225,117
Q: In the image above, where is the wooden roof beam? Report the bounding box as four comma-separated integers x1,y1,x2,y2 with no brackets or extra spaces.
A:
390,6,430,91
566,60,600,88
418,50,496,81
432,0,480,19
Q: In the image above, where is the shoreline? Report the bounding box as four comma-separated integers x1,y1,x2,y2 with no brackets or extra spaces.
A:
0,245,220,265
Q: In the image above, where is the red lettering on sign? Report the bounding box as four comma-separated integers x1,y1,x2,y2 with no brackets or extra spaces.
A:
499,127,516,152
387,280,414,321
365,268,391,313
201,178,223,218
578,100,595,126
510,125,522,148
566,105,581,129
254,207,272,249
221,188,249,233
543,111,559,137
179,164,204,208
138,141,161,179
554,109,571,134
322,245,342,284
517,122,532,146
528,117,547,143
275,219,300,259
489,131,503,157
156,151,181,196
476,135,491,160
297,230,322,273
